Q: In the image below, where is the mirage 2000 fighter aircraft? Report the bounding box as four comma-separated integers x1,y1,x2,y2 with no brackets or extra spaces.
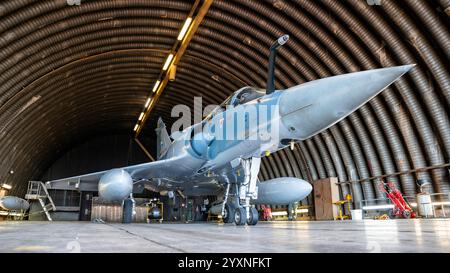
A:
47,35,415,225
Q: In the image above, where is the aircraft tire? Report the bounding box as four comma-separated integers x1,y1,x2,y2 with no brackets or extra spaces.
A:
247,207,258,225
234,207,247,226
402,210,411,219
388,209,396,219
223,203,235,223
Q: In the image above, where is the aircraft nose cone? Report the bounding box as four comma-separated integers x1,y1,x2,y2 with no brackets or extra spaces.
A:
279,65,415,140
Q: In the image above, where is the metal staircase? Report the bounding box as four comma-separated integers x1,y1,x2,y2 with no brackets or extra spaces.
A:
25,181,56,221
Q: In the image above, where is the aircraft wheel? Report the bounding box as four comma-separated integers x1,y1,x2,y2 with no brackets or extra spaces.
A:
234,207,247,226
388,209,396,219
246,207,259,225
402,210,411,219
222,203,235,223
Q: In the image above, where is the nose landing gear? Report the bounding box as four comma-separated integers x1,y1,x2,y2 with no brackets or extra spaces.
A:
222,203,235,223
233,207,258,226
234,207,247,225
221,157,261,226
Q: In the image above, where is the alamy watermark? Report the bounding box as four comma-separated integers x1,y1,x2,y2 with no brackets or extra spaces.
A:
366,241,382,252
67,0,81,6
367,0,382,5
169,97,281,145
66,236,81,253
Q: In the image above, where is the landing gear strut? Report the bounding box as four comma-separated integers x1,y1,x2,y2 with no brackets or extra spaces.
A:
220,157,261,225
222,157,261,226
238,157,260,225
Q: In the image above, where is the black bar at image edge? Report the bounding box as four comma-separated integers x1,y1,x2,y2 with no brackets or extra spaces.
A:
0,253,446,272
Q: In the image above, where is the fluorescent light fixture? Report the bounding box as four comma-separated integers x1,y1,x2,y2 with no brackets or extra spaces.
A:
296,209,309,213
152,80,161,93
432,202,450,206
1,183,12,190
362,201,450,212
162,54,174,71
138,112,144,121
271,211,288,216
362,204,394,210
177,17,192,41
145,98,151,108
133,124,139,131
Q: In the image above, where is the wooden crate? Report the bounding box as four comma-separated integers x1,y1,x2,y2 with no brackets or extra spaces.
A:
0,189,8,198
313,177,340,220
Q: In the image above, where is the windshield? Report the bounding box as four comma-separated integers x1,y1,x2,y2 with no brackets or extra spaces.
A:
230,86,266,107
203,86,266,121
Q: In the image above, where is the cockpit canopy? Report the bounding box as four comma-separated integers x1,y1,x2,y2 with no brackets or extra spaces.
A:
204,87,266,120
227,86,266,107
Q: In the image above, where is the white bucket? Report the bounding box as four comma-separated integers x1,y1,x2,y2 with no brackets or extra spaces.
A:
416,193,434,217
351,209,363,220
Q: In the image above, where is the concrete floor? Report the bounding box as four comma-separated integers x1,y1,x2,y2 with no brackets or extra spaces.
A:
0,219,449,253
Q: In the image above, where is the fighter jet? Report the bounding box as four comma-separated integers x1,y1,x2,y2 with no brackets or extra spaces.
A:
47,35,415,225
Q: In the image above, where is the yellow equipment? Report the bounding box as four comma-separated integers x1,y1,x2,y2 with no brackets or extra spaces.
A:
207,211,222,223
333,194,352,220
374,214,390,220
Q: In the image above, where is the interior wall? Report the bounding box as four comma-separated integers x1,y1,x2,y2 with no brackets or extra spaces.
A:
0,0,449,202
41,134,149,182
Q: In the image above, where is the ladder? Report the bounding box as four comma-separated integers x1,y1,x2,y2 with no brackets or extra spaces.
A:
25,181,56,221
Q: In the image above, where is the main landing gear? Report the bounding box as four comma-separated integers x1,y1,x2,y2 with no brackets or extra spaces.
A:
221,157,261,226
232,205,259,226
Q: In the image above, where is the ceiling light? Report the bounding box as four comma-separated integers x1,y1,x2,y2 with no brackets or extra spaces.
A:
362,204,394,210
145,98,151,108
177,17,192,41
1,184,12,190
152,80,161,93
162,54,174,71
133,124,139,131
138,112,144,121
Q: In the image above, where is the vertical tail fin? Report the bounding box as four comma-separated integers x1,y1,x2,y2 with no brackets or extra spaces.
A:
155,117,172,159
